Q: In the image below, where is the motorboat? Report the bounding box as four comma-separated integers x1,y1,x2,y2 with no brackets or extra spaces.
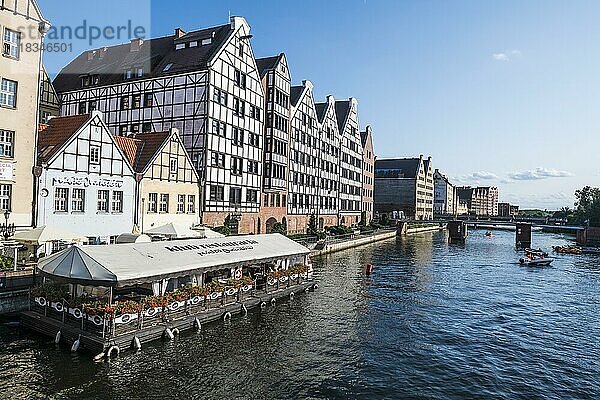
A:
525,248,548,257
519,257,554,267
552,245,582,255
485,231,493,237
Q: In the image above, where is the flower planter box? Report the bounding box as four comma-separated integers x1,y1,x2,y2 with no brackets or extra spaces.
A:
113,313,140,335
142,307,164,326
186,296,205,314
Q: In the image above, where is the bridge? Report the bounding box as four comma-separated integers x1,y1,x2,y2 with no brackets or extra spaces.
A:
402,218,583,233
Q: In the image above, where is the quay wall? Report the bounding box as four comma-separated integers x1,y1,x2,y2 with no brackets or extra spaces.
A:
0,290,29,315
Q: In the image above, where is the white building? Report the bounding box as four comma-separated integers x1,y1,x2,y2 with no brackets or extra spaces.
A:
36,112,136,242
433,169,457,216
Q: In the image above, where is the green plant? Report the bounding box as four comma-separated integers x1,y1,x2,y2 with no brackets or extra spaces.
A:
307,213,318,236
0,255,13,271
271,222,287,234
213,225,231,236
31,283,69,302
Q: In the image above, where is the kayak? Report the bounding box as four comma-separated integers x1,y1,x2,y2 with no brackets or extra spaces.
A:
519,257,554,266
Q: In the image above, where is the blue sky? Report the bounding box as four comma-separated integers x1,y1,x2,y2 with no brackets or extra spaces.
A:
38,0,600,209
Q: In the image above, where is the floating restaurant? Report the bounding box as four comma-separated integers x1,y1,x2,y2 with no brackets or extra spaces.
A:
22,234,314,358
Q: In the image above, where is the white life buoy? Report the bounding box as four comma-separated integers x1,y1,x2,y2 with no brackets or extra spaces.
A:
226,288,237,296
190,296,201,305
52,302,64,312
210,292,220,300
290,292,294,300
91,315,103,326
168,301,182,311
234,269,242,279
145,307,159,317
267,279,276,286
36,297,47,307
223,312,232,321
291,274,299,280
107,345,120,358
279,276,288,283
70,308,83,319
171,328,180,336
241,285,252,293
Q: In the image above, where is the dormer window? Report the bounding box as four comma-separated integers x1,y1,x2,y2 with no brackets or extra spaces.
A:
136,68,143,77
189,41,198,47
163,63,173,72
201,38,212,46
81,75,99,88
175,43,185,50
125,70,133,80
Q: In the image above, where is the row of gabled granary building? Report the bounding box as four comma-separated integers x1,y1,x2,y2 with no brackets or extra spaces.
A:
1,9,377,241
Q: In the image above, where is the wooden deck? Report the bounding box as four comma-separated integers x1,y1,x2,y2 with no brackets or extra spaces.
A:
21,281,316,357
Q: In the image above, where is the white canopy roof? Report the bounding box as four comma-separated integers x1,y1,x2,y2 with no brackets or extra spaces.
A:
37,234,309,287
144,223,202,239
11,225,85,245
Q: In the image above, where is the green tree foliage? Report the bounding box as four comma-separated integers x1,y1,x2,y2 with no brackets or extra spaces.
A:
307,213,318,236
574,186,600,226
270,222,286,235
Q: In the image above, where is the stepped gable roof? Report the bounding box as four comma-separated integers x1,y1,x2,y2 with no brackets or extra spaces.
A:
37,114,90,163
374,158,421,179
53,23,232,93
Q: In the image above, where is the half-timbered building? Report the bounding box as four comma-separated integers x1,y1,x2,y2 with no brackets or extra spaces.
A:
336,98,363,226
361,126,375,224
256,54,291,233
114,128,200,232
287,81,321,235
315,96,341,229
53,17,264,234
36,112,136,242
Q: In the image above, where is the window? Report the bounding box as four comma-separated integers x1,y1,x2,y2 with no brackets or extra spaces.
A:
131,124,140,134
249,133,260,147
132,94,141,108
211,152,225,168
234,69,246,88
78,102,87,114
144,93,153,107
0,79,17,108
111,191,123,213
213,88,227,106
232,127,244,146
159,194,169,213
88,100,97,112
250,105,261,120
247,189,258,204
210,185,224,201
233,97,245,116
177,194,185,213
231,157,243,175
0,130,14,158
148,193,157,213
81,75,99,88
121,96,129,110
125,70,133,80
0,184,10,211
212,120,226,137
247,160,259,174
119,125,128,135
238,40,244,57
201,38,212,45
90,146,100,164
187,195,195,213
175,43,186,50
97,190,109,212
3,29,20,59
71,189,85,212
136,68,143,77
55,188,69,212
142,122,152,133
229,187,242,205
169,157,178,174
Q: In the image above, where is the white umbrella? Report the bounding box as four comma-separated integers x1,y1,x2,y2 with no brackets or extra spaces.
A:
144,223,202,239
11,226,85,245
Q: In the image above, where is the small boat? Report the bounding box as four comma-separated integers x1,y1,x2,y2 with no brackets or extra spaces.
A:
525,248,548,257
485,231,493,237
519,257,554,266
552,245,582,255
581,247,600,255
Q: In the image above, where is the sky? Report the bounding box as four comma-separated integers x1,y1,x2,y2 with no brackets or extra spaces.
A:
38,0,600,210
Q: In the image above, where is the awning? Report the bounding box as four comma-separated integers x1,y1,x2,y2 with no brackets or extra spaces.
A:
11,225,85,245
36,234,310,287
145,223,202,239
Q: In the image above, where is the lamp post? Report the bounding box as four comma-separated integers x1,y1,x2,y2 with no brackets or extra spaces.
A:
1,210,14,241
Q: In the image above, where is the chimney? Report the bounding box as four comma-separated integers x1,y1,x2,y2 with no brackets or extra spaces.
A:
87,50,96,61
130,38,143,52
175,28,186,38
99,47,108,60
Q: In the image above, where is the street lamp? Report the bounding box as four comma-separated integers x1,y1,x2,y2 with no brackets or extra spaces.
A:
1,210,14,241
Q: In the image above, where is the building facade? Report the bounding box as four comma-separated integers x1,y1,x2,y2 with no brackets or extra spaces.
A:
39,66,60,123
433,169,456,216
114,128,200,232
374,156,434,220
36,112,136,242
54,17,264,234
456,186,499,216
360,126,375,224
498,202,519,218
0,0,48,229
336,99,363,226
256,54,290,233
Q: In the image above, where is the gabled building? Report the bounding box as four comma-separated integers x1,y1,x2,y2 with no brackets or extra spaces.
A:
39,66,60,123
114,129,200,232
336,98,363,226
0,0,49,229
255,53,291,233
433,169,457,216
314,96,341,229
36,112,136,242
374,155,434,220
456,186,499,216
360,126,375,224
53,17,264,234
287,81,321,234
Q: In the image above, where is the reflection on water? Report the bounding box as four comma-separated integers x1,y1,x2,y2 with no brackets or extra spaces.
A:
1,230,599,399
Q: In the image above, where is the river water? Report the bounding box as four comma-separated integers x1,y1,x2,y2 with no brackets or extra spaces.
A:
1,230,599,400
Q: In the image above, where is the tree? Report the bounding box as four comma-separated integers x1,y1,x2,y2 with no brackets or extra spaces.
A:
271,222,286,235
574,186,600,227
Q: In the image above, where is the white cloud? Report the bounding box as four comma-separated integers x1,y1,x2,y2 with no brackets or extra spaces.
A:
493,53,509,61
472,171,499,180
508,167,574,181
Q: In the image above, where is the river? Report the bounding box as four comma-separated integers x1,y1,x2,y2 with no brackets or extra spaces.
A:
1,230,599,399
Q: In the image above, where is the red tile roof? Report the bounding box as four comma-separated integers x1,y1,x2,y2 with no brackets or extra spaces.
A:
113,136,141,168
115,131,172,173
37,114,90,163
